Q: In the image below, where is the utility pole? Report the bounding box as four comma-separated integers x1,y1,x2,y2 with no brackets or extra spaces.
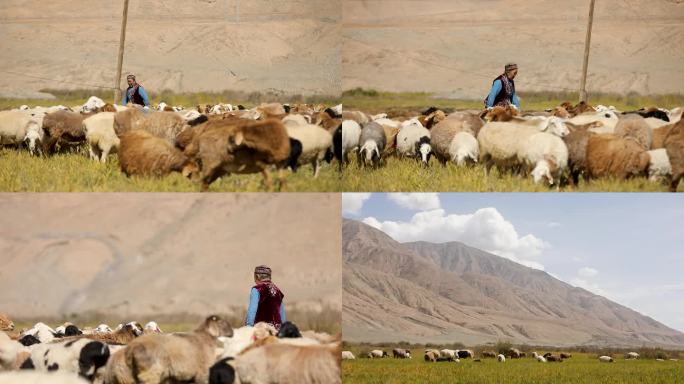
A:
113,0,130,103
579,0,596,103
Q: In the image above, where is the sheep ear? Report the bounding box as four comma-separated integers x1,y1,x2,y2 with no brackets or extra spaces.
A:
232,131,244,146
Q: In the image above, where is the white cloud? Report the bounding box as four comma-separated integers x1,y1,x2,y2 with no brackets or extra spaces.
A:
362,207,548,270
387,193,441,211
342,193,372,215
547,222,561,228
578,267,599,278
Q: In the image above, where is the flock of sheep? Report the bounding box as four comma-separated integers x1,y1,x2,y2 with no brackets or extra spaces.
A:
0,96,343,190
342,102,684,191
341,346,678,364
0,313,341,384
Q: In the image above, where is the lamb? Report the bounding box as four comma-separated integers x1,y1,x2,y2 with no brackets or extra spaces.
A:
283,121,333,177
536,356,547,362
357,122,386,168
0,315,13,332
392,348,410,358
664,120,684,192
497,354,506,362
182,119,294,191
598,356,614,363
108,315,232,384
22,338,110,381
209,340,341,384
395,121,432,165
118,130,198,178
646,148,672,182
0,372,90,384
0,110,44,155
614,114,653,150
341,120,362,167
586,134,650,180
83,112,119,163
368,350,385,358
113,108,188,140
431,118,479,166
342,351,356,360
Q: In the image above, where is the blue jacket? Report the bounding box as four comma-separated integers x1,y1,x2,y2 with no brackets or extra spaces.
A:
245,287,286,326
121,85,150,106
485,78,520,109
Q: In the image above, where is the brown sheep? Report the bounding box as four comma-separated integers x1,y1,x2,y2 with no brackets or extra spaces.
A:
42,110,92,154
183,119,293,191
100,103,117,112
424,350,439,362
109,315,233,384
560,353,572,359
664,120,684,192
212,340,341,384
551,106,571,118
586,134,650,180
382,125,399,156
0,314,14,332
197,104,214,114
313,110,342,134
445,111,484,136
614,114,653,149
546,355,563,362
482,105,519,122
652,123,674,149
563,121,603,186
113,108,188,140
481,351,497,358
118,130,198,177
418,109,446,129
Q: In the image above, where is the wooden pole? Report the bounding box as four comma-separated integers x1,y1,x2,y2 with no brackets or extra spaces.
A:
114,0,130,103
579,0,596,103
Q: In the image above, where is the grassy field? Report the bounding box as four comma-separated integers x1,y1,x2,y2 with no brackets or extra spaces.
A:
342,88,684,114
343,349,684,384
340,156,681,192
0,148,342,192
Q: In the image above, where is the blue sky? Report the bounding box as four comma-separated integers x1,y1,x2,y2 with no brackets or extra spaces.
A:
342,193,684,333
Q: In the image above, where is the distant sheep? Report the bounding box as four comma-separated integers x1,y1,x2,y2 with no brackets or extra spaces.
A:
536,356,547,363
497,354,506,362
0,315,14,332
342,350,356,360
560,353,572,359
586,134,650,180
457,350,473,359
626,352,639,359
393,348,411,359
118,130,198,177
598,356,614,363
369,350,386,358
546,355,562,362
481,351,497,358
424,350,439,362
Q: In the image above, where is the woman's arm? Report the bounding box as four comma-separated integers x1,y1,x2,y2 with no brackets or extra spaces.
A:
485,80,502,108
245,288,260,326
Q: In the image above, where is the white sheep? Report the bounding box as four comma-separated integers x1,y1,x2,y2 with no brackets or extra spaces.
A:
439,349,457,360
0,332,29,370
84,112,120,163
22,322,56,343
284,123,333,177
369,349,385,358
536,355,547,362
497,354,506,362
396,122,432,165
568,110,619,133
80,96,106,113
598,356,614,363
342,350,356,360
647,148,671,182
0,110,44,155
626,352,639,359
342,120,362,164
449,132,479,165
478,116,569,184
144,321,162,333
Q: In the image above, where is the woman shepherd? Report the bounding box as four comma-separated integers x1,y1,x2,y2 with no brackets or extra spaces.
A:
245,265,286,331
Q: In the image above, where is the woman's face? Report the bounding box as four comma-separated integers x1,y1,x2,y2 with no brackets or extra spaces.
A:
507,69,518,79
127,78,135,86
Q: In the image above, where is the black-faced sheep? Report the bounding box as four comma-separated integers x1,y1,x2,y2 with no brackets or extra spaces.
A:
107,315,232,384
664,120,684,192
586,134,650,180
118,130,198,178
182,119,294,191
357,122,386,168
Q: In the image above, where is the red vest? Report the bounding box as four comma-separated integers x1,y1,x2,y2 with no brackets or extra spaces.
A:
253,281,284,329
